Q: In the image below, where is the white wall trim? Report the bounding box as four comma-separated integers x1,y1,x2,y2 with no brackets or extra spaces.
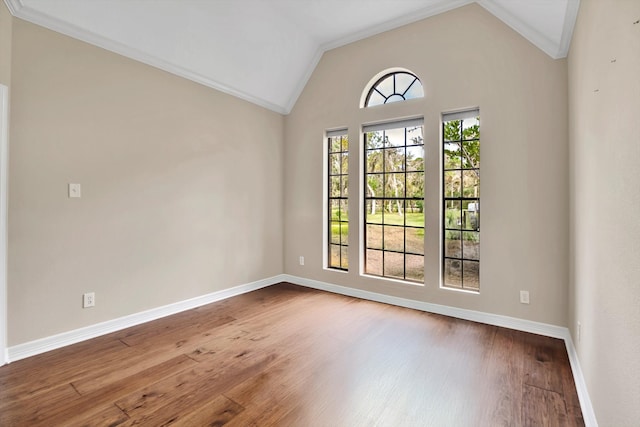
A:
5,273,597,425
6,274,287,363
282,274,598,426
564,333,598,427
283,274,567,337
0,84,8,366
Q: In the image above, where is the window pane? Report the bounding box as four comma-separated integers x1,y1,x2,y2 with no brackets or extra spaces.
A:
330,221,340,244
462,200,480,231
383,201,405,225
406,254,424,282
444,171,461,197
384,173,405,198
383,225,404,252
463,260,480,290
340,199,349,220
463,170,479,198
329,153,341,175
341,176,349,197
384,148,405,172
407,172,424,198
407,125,423,145
330,176,341,197
445,230,461,258
462,140,480,169
395,72,416,95
444,259,462,288
329,244,341,268
367,91,385,107
385,127,405,147
340,222,349,246
403,79,424,100
444,142,461,169
386,94,405,104
340,246,349,270
366,224,383,250
367,149,383,173
366,174,383,198
376,75,394,97
366,201,382,224
329,137,341,153
462,231,479,260
406,227,424,255
366,131,384,149
462,117,480,140
444,200,461,229
406,145,424,171
444,120,461,142
341,136,349,151
366,249,383,275
341,152,349,174
383,251,404,280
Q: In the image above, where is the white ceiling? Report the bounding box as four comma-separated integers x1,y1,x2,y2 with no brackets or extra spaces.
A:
5,0,580,114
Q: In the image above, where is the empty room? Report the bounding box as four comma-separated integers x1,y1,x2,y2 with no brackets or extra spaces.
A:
0,0,638,425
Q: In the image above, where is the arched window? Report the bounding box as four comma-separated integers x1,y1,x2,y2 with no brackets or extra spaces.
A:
364,71,423,107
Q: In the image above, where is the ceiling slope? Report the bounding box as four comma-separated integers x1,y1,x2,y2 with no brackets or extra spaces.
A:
4,0,579,114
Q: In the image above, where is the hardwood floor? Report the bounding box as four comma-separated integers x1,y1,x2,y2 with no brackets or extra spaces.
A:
0,283,584,426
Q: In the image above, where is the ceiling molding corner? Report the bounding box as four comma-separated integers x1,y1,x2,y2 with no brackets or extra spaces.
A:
3,0,21,15
477,0,563,59
283,47,325,115
558,0,581,57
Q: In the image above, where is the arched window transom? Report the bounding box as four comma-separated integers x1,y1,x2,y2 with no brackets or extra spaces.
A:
364,71,423,107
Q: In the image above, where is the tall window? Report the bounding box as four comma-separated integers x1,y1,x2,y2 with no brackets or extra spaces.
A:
327,130,349,270
442,110,480,291
364,71,424,107
364,119,424,282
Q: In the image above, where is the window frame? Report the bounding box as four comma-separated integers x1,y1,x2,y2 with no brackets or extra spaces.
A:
363,71,424,108
441,110,480,292
326,130,349,271
362,118,425,284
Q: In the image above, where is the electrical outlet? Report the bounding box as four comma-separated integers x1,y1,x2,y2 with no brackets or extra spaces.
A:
83,292,95,308
69,183,81,198
519,290,530,304
299,256,305,266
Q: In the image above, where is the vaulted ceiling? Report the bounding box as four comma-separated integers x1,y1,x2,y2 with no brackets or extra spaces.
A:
4,0,580,114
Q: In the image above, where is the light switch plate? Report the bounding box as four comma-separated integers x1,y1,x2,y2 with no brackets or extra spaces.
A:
69,183,81,198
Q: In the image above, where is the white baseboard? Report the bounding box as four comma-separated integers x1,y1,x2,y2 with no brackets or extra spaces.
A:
281,274,598,427
563,334,598,427
5,273,597,426
6,274,287,363
282,274,567,337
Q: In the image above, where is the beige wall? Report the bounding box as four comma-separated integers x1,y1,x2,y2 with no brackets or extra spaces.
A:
284,3,569,326
0,0,11,86
8,19,284,345
568,0,640,424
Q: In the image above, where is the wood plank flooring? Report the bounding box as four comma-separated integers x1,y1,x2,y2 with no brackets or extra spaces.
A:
0,283,584,426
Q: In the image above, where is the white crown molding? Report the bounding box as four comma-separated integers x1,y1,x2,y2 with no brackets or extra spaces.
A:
5,0,576,115
559,0,581,58
477,0,564,59
3,0,19,15
6,274,287,362
4,0,288,114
